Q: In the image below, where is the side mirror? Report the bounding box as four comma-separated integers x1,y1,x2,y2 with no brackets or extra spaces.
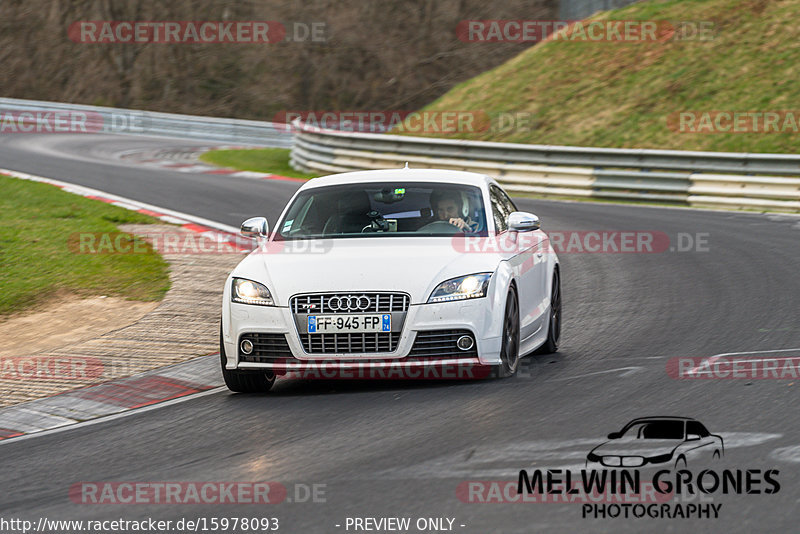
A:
241,217,269,239
607,432,621,440
507,211,540,232
686,433,701,441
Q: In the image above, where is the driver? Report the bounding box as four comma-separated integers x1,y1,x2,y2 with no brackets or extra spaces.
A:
430,191,478,232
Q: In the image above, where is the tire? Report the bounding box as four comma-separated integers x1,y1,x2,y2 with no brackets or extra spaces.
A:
220,324,275,393
494,286,521,378
538,270,561,354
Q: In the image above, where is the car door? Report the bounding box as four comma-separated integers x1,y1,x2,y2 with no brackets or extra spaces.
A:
490,185,546,341
684,421,719,463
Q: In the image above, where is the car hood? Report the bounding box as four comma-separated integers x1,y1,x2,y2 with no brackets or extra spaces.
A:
590,438,685,458
232,237,506,305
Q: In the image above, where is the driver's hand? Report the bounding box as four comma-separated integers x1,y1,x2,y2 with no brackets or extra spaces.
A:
449,218,469,231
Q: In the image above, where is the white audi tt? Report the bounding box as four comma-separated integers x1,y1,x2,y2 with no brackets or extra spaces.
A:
220,168,560,392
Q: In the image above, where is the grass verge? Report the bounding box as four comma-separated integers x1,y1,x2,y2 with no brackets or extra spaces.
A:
411,0,800,153
0,175,170,318
200,148,318,179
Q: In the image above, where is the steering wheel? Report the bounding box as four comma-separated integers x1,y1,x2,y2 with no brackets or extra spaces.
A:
416,220,463,234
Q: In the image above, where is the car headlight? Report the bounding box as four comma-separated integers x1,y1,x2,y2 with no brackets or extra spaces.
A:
231,278,274,306
621,456,645,467
428,273,491,303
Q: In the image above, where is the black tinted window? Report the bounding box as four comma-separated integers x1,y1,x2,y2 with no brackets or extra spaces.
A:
622,420,686,439
686,421,710,437
640,420,685,440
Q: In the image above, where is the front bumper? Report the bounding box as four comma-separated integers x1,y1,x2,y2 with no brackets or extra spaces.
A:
222,297,503,370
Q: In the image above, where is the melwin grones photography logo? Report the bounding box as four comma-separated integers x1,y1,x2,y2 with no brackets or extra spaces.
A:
515,416,780,520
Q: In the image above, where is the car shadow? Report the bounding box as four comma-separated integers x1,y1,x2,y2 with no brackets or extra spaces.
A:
266,375,493,396
221,350,568,398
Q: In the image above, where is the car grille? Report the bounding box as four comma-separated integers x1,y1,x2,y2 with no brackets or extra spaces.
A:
238,333,293,363
408,330,478,359
290,292,409,314
237,331,478,361
299,332,401,354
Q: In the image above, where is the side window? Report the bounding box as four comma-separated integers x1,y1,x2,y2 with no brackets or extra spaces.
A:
497,187,517,214
489,187,508,233
490,185,516,233
686,421,710,437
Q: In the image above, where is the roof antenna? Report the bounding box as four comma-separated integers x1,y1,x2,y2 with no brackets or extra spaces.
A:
403,162,410,169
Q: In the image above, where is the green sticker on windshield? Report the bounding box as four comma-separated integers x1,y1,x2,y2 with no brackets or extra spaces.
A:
394,188,405,195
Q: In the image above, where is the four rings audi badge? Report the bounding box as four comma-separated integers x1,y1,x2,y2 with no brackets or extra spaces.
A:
326,295,372,312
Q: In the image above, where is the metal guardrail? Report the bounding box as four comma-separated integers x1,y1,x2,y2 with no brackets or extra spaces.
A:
560,0,642,20
289,121,800,212
1,97,797,212
0,97,293,148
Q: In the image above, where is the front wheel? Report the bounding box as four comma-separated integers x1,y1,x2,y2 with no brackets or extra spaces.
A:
494,287,520,378
220,324,275,393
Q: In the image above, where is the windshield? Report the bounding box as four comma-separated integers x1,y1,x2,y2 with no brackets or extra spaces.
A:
620,420,685,440
277,182,488,239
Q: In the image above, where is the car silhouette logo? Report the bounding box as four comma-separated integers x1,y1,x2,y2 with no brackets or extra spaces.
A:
586,416,724,469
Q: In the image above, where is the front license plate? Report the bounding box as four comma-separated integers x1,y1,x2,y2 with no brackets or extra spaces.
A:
308,314,391,333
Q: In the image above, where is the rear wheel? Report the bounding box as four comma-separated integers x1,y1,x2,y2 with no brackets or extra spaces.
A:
539,270,561,354
494,287,520,378
220,324,275,393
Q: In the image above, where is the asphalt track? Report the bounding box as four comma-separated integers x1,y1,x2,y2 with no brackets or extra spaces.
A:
1,134,799,533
